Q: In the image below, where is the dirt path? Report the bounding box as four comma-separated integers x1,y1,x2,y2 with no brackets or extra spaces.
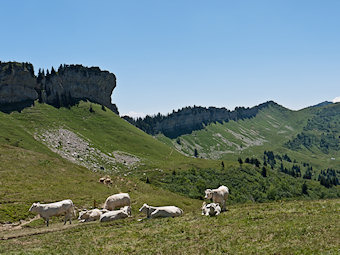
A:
0,221,84,240
0,216,40,232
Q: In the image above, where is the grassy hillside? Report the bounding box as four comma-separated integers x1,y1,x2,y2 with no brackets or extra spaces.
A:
159,103,340,169
286,103,340,155
0,101,339,224
0,144,200,223
0,101,339,254
158,103,309,158
0,101,217,171
0,101,218,223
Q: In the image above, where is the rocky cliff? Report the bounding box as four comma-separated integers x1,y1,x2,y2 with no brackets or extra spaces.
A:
0,62,38,112
0,61,118,113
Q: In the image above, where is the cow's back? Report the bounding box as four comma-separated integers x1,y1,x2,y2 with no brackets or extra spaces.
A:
104,193,130,210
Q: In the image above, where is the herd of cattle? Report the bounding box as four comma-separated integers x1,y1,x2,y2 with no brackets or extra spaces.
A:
28,185,229,227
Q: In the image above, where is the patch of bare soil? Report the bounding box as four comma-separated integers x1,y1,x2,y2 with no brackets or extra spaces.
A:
0,221,82,240
0,216,39,232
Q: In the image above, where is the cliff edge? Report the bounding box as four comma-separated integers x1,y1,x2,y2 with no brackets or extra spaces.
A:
0,61,118,114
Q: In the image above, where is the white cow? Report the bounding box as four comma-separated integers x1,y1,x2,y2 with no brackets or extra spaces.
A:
29,199,75,226
78,209,108,223
99,206,131,222
204,185,229,212
103,193,130,211
201,202,221,216
139,204,183,219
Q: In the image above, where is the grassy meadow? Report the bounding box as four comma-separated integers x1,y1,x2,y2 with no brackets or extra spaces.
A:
1,199,339,254
0,101,339,254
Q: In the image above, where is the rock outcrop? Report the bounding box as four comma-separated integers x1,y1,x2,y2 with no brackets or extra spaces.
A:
0,61,118,114
0,62,38,112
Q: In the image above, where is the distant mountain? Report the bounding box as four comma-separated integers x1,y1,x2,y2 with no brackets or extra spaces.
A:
123,101,278,139
310,101,333,108
155,102,340,170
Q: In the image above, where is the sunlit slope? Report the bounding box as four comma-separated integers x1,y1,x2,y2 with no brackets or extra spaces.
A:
0,101,217,171
160,103,310,159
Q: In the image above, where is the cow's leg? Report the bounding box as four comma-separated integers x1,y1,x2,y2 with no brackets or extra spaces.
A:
46,218,49,227
221,201,226,212
150,209,159,218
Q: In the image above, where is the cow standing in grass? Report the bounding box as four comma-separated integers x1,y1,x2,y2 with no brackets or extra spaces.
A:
204,185,229,212
29,199,75,227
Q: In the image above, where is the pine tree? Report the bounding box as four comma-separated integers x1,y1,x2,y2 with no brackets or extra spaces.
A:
194,149,198,158
302,182,308,195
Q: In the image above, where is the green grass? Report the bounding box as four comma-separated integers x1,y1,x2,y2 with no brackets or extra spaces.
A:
0,101,217,171
161,103,340,170
1,199,339,254
0,144,199,223
0,101,339,254
0,101,339,223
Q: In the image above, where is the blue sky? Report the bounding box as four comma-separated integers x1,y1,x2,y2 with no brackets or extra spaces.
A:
1,0,340,117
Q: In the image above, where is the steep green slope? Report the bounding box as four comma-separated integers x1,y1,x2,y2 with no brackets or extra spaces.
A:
286,103,340,155
159,103,310,159
159,103,340,168
0,101,217,172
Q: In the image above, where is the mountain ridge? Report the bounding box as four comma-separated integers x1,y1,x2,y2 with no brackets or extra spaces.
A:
123,101,281,139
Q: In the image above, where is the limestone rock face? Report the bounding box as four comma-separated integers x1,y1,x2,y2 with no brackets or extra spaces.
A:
0,62,38,109
0,61,118,114
39,65,118,113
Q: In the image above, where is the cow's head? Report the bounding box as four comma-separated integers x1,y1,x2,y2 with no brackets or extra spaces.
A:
204,189,212,199
121,206,131,216
139,203,149,213
29,202,40,213
78,209,89,220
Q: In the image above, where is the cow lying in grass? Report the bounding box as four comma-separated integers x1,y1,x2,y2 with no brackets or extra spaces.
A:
201,202,221,216
99,206,131,222
78,208,108,223
139,204,183,219
204,185,229,212
29,199,75,227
